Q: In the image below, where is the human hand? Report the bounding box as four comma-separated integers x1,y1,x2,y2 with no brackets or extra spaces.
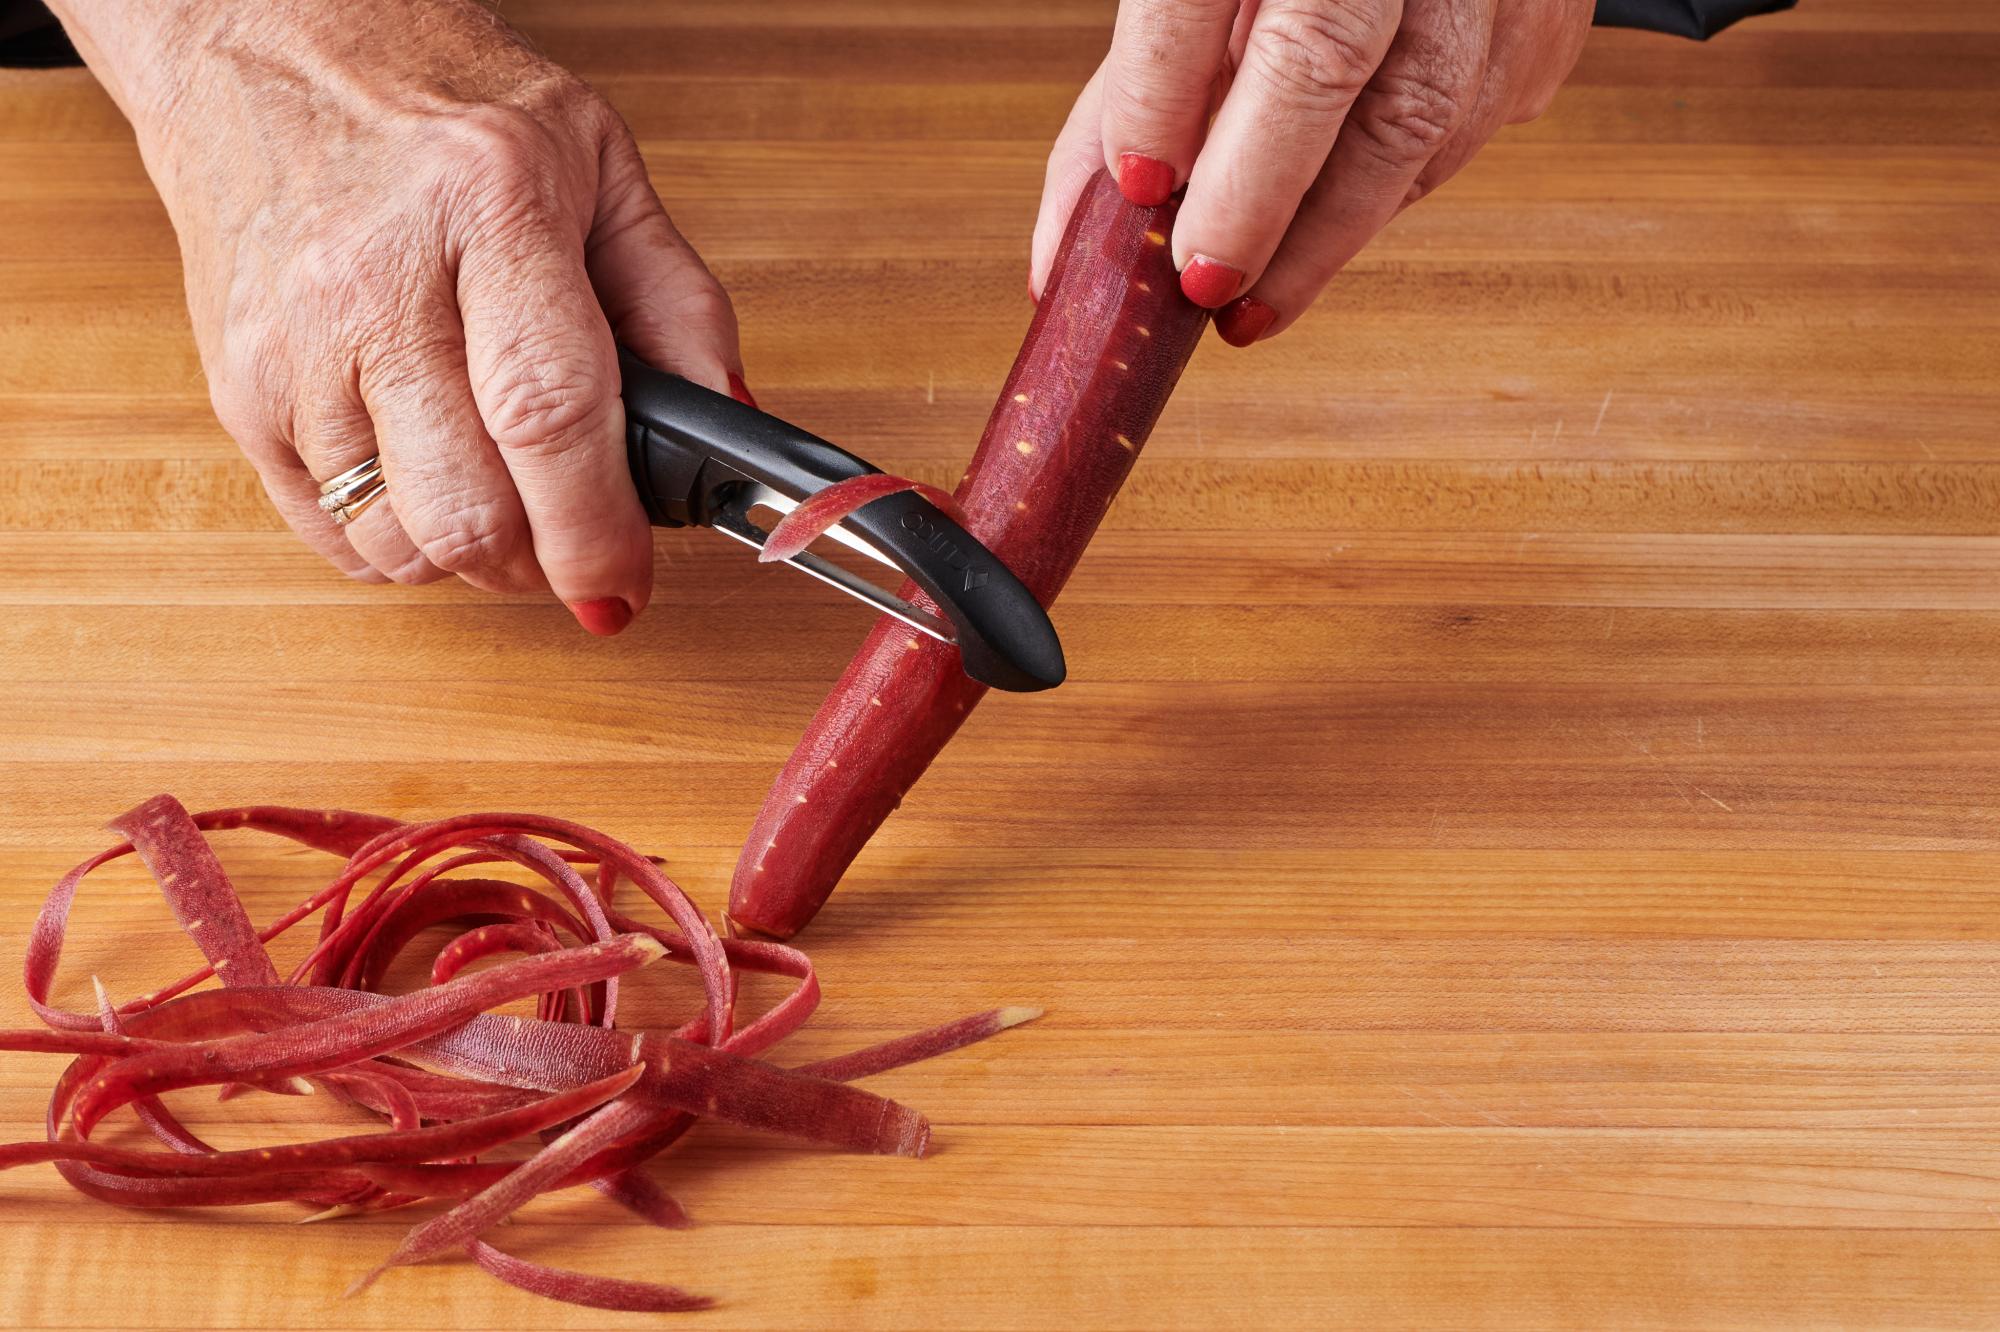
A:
1033,0,1594,346
52,0,745,632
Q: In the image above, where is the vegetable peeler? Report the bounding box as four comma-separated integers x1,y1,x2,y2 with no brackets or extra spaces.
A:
618,348,1066,693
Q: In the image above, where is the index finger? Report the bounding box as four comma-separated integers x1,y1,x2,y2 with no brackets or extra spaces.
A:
1173,0,1401,306
1099,0,1242,205
458,225,655,632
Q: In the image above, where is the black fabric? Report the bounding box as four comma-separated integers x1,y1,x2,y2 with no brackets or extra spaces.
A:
1592,0,1797,39
0,0,79,68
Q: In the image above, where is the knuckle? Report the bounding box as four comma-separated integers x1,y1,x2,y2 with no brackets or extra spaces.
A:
1249,2,1386,109
669,280,737,340
1353,71,1468,164
299,248,430,364
1106,58,1216,122
479,341,612,452
291,236,368,304
439,105,576,229
408,499,522,577
378,548,445,586
445,103,553,178
510,68,608,129
1123,0,1241,77
293,234,424,333
484,370,604,451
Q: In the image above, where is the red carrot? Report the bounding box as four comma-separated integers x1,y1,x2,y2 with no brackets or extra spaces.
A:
6,797,1038,1312
729,169,1209,938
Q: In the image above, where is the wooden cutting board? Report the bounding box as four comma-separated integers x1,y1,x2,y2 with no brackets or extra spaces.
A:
2,1,1998,1326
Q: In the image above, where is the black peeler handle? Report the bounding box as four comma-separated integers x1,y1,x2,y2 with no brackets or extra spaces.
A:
617,348,1066,694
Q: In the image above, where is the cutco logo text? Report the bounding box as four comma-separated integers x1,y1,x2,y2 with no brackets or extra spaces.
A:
901,509,990,593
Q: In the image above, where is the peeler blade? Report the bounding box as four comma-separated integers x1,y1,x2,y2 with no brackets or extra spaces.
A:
711,485,959,647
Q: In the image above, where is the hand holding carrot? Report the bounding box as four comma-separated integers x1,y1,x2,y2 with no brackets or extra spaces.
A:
1034,0,1595,345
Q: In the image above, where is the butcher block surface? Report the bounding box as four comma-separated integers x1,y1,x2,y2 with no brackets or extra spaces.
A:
3,0,1999,1327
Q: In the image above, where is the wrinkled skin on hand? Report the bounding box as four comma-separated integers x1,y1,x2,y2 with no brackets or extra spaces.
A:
1034,0,1595,347
52,0,744,626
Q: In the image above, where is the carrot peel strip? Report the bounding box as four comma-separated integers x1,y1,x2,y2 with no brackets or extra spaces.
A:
469,1238,713,1313
7,796,1034,1313
759,473,966,565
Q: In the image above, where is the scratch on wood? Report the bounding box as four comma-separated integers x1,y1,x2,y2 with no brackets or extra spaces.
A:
1592,391,1613,434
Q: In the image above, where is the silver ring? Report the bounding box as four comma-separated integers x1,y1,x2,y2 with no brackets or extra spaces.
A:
317,455,386,527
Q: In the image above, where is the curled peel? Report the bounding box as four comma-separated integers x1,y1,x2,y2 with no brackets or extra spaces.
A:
759,473,967,565
6,796,1041,1312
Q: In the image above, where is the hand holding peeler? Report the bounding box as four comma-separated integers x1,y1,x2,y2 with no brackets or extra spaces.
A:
618,348,1065,694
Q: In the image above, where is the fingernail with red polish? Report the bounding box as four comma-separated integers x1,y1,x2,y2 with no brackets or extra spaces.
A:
726,372,758,409
567,597,633,637
1180,255,1245,309
1215,296,1277,348
1116,153,1175,207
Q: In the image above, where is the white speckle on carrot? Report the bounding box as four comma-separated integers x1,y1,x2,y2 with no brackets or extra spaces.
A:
906,638,920,650
1012,392,1029,404
870,696,883,707
1145,230,1166,245
1136,281,1151,292
185,919,203,931
824,759,837,769
1014,500,1028,512
1015,440,1034,455
213,958,230,971
1113,360,1129,371
1136,326,1151,338
1116,434,1134,451
794,794,808,804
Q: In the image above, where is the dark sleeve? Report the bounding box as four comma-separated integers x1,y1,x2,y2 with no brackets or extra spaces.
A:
1593,0,1797,39
0,0,80,68
0,0,1800,69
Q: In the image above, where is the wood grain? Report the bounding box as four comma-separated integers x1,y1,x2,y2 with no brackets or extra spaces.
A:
2,0,1998,1327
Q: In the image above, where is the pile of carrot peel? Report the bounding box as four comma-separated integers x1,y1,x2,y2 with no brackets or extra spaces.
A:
2,796,1038,1311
